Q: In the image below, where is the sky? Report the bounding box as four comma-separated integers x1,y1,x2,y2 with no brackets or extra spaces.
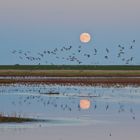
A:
0,0,140,65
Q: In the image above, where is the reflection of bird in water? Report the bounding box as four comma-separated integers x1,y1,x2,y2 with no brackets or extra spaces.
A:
84,54,90,58
130,108,134,114
12,50,16,54
132,40,135,43
105,105,109,111
132,116,135,120
94,104,97,110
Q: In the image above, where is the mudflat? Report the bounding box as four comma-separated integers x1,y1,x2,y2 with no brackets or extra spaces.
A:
0,70,140,86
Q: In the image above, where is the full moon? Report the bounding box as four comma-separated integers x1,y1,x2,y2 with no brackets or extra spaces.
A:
80,33,91,43
80,99,91,110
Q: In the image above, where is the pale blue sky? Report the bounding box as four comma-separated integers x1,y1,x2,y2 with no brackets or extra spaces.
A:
0,0,140,65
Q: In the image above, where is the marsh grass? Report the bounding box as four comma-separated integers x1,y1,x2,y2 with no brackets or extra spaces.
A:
0,115,43,123
0,65,140,70
0,70,140,77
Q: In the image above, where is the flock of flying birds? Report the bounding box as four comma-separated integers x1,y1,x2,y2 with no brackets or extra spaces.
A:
11,40,136,65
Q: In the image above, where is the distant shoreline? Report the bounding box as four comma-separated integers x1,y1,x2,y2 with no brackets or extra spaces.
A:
0,65,140,70
1,69,140,77
1,65,140,86
0,70,140,86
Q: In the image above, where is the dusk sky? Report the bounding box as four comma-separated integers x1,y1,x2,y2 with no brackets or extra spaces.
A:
0,0,140,65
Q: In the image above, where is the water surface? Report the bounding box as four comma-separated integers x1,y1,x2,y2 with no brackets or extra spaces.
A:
0,84,140,139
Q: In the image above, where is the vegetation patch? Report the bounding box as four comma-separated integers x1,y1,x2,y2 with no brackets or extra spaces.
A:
0,115,45,123
0,65,140,70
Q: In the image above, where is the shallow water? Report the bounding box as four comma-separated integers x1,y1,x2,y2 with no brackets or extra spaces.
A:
0,84,140,139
